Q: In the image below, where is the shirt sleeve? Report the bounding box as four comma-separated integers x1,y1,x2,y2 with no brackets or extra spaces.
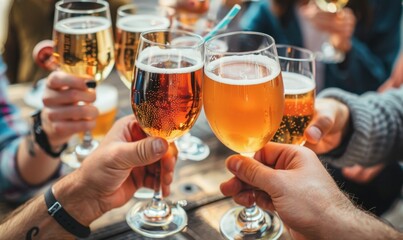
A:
317,87,403,167
0,56,61,203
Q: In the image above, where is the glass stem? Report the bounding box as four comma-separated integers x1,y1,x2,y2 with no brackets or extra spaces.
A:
82,131,93,148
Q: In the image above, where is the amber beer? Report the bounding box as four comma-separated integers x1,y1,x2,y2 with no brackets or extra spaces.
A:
53,16,115,81
115,15,170,88
272,72,315,145
131,49,203,142
204,55,284,154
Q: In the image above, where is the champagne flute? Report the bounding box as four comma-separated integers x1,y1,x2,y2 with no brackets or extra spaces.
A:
126,29,204,238
53,0,115,161
272,45,316,145
313,0,349,63
204,31,284,239
115,3,174,89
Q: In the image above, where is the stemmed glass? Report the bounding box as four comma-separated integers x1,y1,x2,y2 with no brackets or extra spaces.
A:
313,0,349,63
115,3,173,89
53,0,115,161
272,45,316,145
204,32,284,239
126,29,204,238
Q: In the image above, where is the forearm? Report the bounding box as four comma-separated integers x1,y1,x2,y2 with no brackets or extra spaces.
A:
0,195,74,240
322,201,402,240
17,134,61,185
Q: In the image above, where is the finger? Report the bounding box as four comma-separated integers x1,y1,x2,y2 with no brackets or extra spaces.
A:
255,191,275,212
42,88,96,106
42,105,99,121
161,183,171,197
304,104,336,144
46,71,90,90
233,190,255,207
111,137,169,169
46,120,97,137
162,143,178,172
220,177,245,196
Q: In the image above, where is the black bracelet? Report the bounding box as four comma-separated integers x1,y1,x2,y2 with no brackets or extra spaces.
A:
31,110,67,158
45,186,91,238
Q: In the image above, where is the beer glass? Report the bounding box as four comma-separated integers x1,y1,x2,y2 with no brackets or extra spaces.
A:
314,0,349,63
53,0,115,160
272,45,316,145
115,3,173,88
204,32,284,239
126,30,204,237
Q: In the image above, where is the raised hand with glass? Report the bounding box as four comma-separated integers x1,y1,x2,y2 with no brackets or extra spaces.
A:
204,31,284,239
126,29,204,238
272,45,316,145
53,0,114,161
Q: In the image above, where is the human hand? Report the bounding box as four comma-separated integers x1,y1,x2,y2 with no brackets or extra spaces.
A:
53,115,177,225
301,3,356,52
41,71,98,148
378,53,403,92
342,164,385,184
220,143,353,240
304,98,350,154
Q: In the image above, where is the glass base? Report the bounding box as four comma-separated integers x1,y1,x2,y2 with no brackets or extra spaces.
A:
126,201,187,238
176,134,210,161
220,206,283,240
316,42,345,64
60,148,81,169
75,139,99,161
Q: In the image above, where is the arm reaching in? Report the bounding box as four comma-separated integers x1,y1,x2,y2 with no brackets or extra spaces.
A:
220,143,402,240
0,116,177,239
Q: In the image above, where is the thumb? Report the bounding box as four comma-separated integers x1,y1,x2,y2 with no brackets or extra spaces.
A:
115,137,169,168
226,155,276,194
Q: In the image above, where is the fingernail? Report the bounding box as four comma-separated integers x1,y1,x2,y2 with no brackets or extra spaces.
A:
86,81,97,88
152,139,164,154
228,157,242,173
307,126,322,142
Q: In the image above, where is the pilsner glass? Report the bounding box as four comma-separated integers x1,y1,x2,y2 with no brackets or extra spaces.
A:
53,0,114,161
272,45,316,145
115,3,173,88
314,0,349,63
126,30,204,238
204,32,284,239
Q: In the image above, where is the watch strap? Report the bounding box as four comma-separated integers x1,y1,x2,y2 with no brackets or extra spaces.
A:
45,186,91,238
31,110,67,158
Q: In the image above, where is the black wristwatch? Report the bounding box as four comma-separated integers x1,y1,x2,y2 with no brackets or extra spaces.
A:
31,110,67,158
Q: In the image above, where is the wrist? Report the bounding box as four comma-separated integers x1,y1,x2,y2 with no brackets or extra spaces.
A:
52,170,103,226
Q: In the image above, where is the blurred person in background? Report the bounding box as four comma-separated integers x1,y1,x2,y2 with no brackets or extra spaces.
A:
3,0,130,84
0,54,98,203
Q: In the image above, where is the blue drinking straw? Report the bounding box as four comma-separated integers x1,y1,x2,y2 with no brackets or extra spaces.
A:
204,4,242,41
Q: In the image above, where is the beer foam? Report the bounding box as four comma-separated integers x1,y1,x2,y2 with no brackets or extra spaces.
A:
55,16,111,35
94,84,118,113
136,46,203,74
205,55,281,85
117,15,170,32
282,72,315,95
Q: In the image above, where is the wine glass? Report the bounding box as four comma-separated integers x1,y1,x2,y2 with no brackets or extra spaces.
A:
126,29,204,238
313,0,349,63
272,45,316,145
53,0,115,161
204,31,284,239
115,3,174,89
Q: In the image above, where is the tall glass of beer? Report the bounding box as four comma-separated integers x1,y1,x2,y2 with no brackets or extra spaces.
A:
271,45,316,145
204,32,284,239
126,30,204,237
53,0,115,161
115,4,174,88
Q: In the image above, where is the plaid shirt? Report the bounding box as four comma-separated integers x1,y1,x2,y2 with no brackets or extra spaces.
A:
0,56,63,203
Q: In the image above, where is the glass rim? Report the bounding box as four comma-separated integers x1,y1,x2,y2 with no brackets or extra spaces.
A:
276,44,315,62
117,3,174,17
140,29,204,49
205,31,276,55
55,0,109,15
